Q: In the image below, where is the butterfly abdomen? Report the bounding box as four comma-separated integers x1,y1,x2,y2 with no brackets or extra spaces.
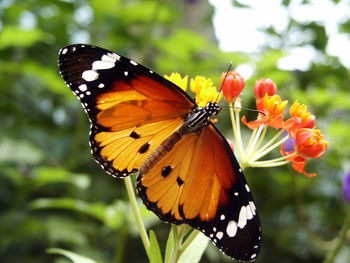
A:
139,130,182,175
139,103,220,175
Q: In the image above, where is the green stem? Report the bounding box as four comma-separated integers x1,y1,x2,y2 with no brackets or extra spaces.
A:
250,134,290,162
229,103,244,161
253,128,286,157
249,152,296,167
253,125,268,154
245,125,264,162
323,212,350,263
124,176,150,257
249,160,290,167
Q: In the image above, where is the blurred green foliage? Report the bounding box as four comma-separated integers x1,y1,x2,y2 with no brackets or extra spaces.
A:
1,0,349,262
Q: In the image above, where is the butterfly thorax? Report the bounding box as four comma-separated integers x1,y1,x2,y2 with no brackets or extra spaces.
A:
139,101,221,175
183,101,221,134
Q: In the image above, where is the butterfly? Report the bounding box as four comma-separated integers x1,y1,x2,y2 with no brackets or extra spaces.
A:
58,44,262,261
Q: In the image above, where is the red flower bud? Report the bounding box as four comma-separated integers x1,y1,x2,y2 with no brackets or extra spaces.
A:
253,78,277,101
220,72,245,103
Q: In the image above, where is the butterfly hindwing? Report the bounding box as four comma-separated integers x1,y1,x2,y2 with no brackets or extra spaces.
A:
137,124,262,260
58,44,194,177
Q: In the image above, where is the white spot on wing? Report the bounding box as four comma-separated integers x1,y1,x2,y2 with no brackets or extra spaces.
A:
216,231,223,240
251,253,257,259
79,84,87,92
220,214,225,220
238,206,247,229
234,192,239,196
226,220,238,237
102,54,117,63
98,83,104,88
246,205,253,220
61,48,68,55
92,60,115,70
124,71,128,76
249,201,256,215
245,184,250,192
82,70,99,81
108,52,121,61
130,60,138,66
86,91,91,95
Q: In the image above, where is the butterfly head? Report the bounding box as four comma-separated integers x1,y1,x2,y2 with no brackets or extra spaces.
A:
205,101,221,116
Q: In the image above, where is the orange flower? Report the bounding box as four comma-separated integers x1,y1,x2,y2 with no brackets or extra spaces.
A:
220,72,245,103
284,101,316,136
253,78,277,101
281,128,328,177
242,94,288,129
295,128,328,159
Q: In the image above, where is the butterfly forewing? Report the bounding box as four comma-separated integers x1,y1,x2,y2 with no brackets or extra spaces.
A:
58,44,262,261
58,44,194,177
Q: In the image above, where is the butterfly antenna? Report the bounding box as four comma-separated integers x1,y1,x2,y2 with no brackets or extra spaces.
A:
215,61,232,103
221,105,267,116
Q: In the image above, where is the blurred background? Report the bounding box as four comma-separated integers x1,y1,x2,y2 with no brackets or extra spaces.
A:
1,0,350,262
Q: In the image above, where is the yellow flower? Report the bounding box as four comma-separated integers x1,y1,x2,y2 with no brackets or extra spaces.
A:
190,76,222,107
289,100,313,123
164,73,188,91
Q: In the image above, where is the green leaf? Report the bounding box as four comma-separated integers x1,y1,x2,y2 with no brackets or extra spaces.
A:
0,26,47,48
33,166,90,190
149,230,163,263
164,227,175,263
120,1,177,24
0,60,72,97
178,232,208,263
46,248,97,263
29,198,126,229
0,138,44,164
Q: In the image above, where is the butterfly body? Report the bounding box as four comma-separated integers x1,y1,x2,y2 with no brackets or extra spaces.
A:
139,101,220,176
58,44,262,261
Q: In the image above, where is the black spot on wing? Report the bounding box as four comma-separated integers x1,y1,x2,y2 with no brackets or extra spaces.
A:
176,177,184,186
130,131,140,139
161,166,172,178
138,142,150,153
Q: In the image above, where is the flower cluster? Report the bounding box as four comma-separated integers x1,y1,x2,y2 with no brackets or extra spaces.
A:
166,72,329,177
221,73,329,177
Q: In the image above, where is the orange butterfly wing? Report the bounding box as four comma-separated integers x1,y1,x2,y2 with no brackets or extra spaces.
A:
59,44,262,261
137,125,261,260
59,45,194,177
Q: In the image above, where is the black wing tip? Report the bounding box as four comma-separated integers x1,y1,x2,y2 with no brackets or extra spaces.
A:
59,43,93,55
